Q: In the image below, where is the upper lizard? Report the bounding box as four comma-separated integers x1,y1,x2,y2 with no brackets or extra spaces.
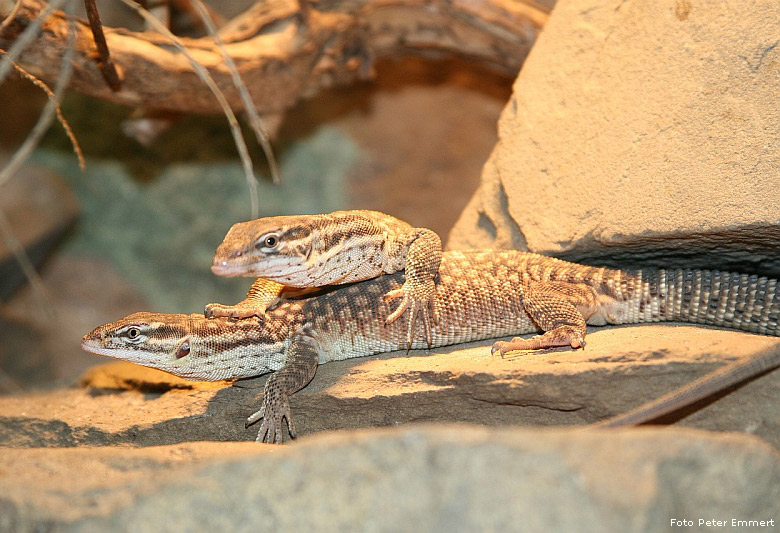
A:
205,210,442,349
82,250,780,443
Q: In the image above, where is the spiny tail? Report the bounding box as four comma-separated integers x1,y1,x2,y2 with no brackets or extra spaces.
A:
621,269,779,336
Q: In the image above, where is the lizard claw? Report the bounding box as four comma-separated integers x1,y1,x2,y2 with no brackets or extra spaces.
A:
247,385,296,444
490,327,586,356
491,341,508,358
383,280,436,350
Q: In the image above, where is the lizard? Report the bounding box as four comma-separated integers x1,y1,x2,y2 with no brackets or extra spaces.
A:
81,249,780,443
205,210,442,349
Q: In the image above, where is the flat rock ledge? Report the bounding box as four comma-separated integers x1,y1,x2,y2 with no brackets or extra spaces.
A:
0,324,778,530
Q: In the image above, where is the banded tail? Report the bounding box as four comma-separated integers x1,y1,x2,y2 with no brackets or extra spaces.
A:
593,268,779,427
615,269,778,336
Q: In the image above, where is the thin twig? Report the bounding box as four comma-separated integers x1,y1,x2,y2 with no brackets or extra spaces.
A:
189,0,280,185
4,55,85,170
0,0,23,33
0,3,78,188
118,0,261,218
83,0,122,91
0,0,68,88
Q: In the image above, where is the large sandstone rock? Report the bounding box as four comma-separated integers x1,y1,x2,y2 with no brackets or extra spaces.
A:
0,427,777,531
448,0,780,275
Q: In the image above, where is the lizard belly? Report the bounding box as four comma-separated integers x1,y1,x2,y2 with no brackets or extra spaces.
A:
313,312,539,363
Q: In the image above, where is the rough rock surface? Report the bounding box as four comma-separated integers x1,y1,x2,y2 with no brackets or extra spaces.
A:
2,325,777,447
0,427,778,531
1,321,778,528
447,0,780,276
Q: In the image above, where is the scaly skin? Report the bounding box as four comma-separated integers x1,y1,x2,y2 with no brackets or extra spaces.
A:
82,250,780,443
205,210,442,350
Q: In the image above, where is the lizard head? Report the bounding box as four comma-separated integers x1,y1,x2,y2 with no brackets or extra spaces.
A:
81,312,286,381
211,215,315,281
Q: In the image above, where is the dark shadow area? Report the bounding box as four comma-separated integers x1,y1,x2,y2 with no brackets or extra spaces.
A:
558,224,780,278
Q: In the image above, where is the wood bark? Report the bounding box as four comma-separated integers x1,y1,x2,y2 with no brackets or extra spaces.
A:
0,0,547,116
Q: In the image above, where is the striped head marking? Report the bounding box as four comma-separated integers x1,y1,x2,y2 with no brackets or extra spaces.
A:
211,216,315,281
81,312,286,381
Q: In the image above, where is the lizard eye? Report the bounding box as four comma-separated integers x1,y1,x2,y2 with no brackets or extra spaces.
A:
257,233,281,250
123,326,144,343
175,339,190,359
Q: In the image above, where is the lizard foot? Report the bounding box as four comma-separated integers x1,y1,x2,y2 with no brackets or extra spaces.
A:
204,303,264,321
245,393,297,444
383,280,436,350
491,326,586,357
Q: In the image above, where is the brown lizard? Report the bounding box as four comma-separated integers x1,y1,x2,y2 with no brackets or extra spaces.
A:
205,210,442,349
82,250,779,443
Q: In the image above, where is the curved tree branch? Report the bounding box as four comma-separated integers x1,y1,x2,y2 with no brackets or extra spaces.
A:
0,0,547,116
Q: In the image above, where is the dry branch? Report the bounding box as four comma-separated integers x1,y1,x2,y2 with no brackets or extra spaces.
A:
0,0,547,116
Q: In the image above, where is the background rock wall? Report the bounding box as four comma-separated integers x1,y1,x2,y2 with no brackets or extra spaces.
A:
448,0,780,275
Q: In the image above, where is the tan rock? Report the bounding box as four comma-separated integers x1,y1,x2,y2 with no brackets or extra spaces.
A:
0,427,777,531
1,325,777,446
1,322,777,529
448,0,780,275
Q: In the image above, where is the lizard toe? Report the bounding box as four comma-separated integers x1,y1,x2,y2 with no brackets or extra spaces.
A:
492,327,586,354
204,303,227,319
245,406,265,428
385,293,410,325
490,341,505,357
383,288,404,303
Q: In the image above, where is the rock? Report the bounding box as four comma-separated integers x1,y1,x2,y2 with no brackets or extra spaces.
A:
0,427,777,531
1,325,777,448
1,320,777,529
447,0,780,276
0,156,80,299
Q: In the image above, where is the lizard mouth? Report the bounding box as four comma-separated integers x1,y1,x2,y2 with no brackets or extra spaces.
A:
210,261,246,277
211,261,310,281
80,328,103,351
80,337,98,352
80,337,115,358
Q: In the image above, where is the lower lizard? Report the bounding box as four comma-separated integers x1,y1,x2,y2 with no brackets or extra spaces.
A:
81,250,780,443
205,210,442,349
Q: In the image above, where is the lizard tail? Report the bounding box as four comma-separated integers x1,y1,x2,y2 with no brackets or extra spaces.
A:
625,269,779,336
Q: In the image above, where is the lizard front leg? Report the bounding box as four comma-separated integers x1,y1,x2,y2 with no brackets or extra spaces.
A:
492,281,597,356
383,228,442,349
245,334,319,444
205,278,285,320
